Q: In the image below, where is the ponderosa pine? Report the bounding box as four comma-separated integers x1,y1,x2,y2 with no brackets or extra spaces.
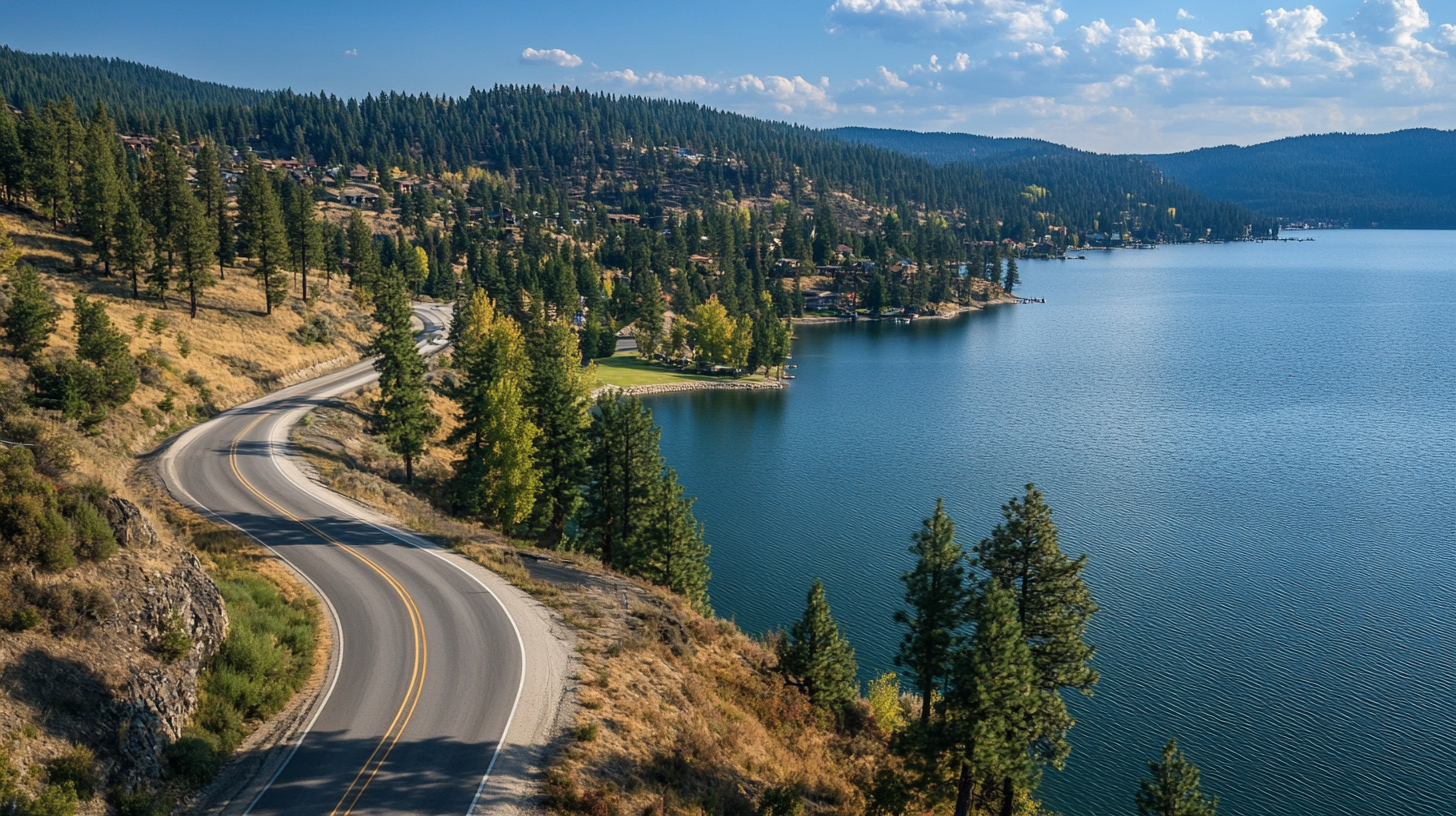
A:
780,578,859,713
369,269,437,484
895,498,975,726
1136,739,1218,816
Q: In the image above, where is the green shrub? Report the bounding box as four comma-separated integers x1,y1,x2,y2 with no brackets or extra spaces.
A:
22,781,79,816
574,721,599,742
45,745,96,799
155,610,193,662
6,607,41,631
113,789,173,816
298,314,335,345
162,736,219,789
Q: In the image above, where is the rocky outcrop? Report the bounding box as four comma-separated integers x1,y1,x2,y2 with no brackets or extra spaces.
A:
107,497,159,549
104,511,229,785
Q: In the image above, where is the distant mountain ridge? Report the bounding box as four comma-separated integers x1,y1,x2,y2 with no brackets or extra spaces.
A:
828,126,1456,229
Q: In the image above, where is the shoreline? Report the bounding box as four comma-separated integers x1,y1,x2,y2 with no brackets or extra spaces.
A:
595,297,1024,398
592,379,788,399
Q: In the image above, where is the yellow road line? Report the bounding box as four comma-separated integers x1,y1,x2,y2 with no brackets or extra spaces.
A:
225,414,428,814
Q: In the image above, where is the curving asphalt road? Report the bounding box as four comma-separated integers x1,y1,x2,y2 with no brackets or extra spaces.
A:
160,304,555,816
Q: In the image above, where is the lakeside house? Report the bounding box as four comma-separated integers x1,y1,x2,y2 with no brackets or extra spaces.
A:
803,290,842,311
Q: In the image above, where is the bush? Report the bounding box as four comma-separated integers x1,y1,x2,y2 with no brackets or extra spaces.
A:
162,736,220,789
575,721,600,742
298,314,335,345
6,607,41,631
22,781,79,816
113,789,173,816
45,745,96,799
155,610,193,662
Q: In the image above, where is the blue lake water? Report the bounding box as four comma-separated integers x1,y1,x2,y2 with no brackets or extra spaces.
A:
645,230,1456,816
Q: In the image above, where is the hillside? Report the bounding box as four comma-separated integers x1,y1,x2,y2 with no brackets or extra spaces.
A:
826,124,1456,230
1142,129,1456,228
0,46,1272,243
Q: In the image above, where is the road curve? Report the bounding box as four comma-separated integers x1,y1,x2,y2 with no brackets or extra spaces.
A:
160,304,565,816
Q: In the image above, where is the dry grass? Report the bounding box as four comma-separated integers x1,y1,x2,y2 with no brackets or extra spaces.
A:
291,396,904,816
0,207,367,804
1,210,375,460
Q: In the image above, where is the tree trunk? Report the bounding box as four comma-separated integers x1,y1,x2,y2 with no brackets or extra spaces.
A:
405,452,413,485
189,278,197,319
952,762,975,816
1000,776,1014,816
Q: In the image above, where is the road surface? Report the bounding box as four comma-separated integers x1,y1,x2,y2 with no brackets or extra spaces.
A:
160,303,568,815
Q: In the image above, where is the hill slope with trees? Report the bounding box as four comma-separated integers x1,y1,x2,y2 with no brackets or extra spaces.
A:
828,124,1456,229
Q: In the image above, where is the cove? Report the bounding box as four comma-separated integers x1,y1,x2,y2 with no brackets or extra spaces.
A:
645,230,1456,816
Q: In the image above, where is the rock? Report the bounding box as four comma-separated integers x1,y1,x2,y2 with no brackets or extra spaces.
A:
107,497,158,549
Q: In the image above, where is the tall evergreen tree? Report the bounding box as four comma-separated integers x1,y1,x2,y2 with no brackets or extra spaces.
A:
780,578,859,713
579,393,660,569
20,103,65,225
0,98,23,205
78,101,120,274
1136,740,1218,816
974,485,1099,792
175,192,216,319
895,498,975,725
283,179,322,300
72,293,138,406
370,269,438,483
345,210,381,296
444,291,539,527
236,155,289,313
633,271,666,359
525,318,592,547
193,142,232,276
634,466,711,614
2,263,58,362
139,135,188,306
113,184,149,300
943,580,1041,816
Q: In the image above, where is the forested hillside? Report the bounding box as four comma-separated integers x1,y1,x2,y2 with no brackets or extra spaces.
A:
1143,130,1456,228
0,47,1271,244
830,123,1456,229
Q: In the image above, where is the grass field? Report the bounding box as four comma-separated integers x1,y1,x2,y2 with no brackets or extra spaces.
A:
590,351,764,388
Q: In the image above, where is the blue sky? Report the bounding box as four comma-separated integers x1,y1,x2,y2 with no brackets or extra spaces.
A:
3,0,1454,152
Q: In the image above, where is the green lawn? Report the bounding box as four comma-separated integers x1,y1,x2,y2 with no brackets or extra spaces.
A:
591,351,764,388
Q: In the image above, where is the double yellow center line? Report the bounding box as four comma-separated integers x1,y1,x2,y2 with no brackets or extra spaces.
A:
228,414,427,815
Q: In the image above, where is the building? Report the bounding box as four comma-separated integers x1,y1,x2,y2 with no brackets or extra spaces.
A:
803,290,841,311
335,187,379,208
349,164,372,183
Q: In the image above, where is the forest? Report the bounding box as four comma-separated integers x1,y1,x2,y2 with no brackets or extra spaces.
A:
0,46,1273,246
831,123,1456,230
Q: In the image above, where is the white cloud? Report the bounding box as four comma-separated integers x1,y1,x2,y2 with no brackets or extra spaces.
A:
1177,9,1195,21
828,0,1068,43
597,69,718,94
520,47,583,67
727,74,837,113
344,48,358,56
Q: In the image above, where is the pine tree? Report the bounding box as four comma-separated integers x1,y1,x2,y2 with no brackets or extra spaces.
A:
345,210,381,297
175,192,216,319
895,498,975,725
139,135,188,306
634,466,711,614
193,142,232,276
113,184,149,300
284,179,322,300
780,578,859,712
0,98,23,205
525,318,592,547
236,155,289,313
444,291,539,527
1004,257,1020,294
1136,740,1218,816
974,484,1099,770
21,103,66,226
943,580,1041,816
78,102,120,274
370,269,438,483
2,263,58,362
634,271,666,359
72,293,138,406
579,393,660,569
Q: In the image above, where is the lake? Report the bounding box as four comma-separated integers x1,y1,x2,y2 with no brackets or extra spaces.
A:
645,230,1456,816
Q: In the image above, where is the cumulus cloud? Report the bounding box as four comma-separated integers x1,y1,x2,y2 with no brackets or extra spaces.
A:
592,68,837,115
344,48,358,56
597,69,718,94
1177,9,1195,21
520,47,583,67
817,0,1456,150
828,0,1068,43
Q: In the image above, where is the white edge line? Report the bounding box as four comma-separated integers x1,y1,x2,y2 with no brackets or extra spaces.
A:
159,428,346,816
258,312,526,815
